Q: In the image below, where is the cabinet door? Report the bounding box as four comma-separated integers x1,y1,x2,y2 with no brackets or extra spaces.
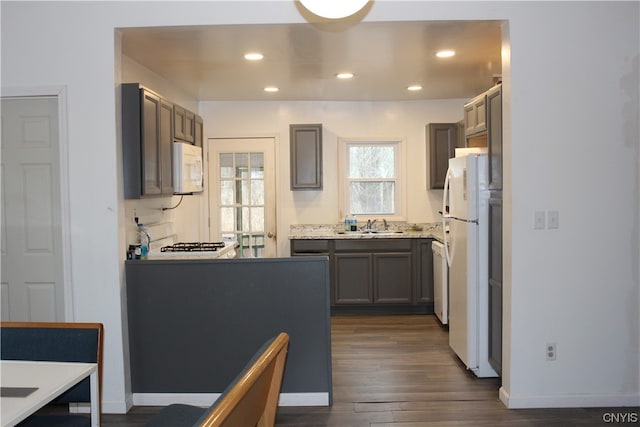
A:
159,99,174,195
464,93,487,136
334,253,372,304
414,239,434,304
487,85,502,190
184,110,195,143
141,90,162,196
174,105,195,143
488,196,502,375
290,124,322,190
373,253,412,304
194,115,203,148
428,123,458,189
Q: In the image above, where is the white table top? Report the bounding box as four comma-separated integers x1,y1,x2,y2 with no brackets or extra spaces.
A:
1,360,97,427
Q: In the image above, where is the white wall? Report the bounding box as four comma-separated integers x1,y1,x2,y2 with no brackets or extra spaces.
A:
200,99,466,255
1,0,637,412
121,55,205,245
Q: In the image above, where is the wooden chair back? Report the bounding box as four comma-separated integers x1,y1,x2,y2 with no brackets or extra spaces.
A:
0,321,104,409
197,332,289,427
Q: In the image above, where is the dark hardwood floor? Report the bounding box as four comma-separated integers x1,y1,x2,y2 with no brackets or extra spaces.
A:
86,315,636,425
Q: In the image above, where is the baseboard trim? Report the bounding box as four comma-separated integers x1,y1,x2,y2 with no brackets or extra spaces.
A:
499,387,640,408
132,392,330,407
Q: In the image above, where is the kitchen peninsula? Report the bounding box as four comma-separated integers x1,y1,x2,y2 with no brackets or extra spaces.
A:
289,223,443,314
125,256,332,406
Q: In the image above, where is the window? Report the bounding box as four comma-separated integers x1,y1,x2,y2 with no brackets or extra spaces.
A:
339,139,406,220
219,152,265,257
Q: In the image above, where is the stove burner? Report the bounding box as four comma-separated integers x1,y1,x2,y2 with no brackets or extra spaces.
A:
161,242,226,252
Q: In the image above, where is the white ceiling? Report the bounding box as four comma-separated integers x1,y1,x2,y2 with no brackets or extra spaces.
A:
120,20,502,102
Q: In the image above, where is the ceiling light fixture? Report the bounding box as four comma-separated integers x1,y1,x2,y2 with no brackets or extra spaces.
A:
244,52,264,61
264,86,279,93
336,72,354,79
299,0,370,19
436,50,456,58
407,85,423,91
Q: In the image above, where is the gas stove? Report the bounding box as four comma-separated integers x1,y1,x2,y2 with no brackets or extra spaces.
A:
160,242,226,252
147,241,238,260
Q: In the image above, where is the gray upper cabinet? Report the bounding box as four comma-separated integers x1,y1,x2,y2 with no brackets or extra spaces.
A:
174,104,195,143
487,84,503,190
428,123,461,189
464,93,487,136
194,115,203,148
290,124,322,190
122,83,174,199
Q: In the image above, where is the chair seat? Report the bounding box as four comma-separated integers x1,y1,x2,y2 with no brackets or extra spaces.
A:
145,404,207,427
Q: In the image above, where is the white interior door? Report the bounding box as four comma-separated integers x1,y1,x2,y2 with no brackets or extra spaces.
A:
1,96,64,321
207,137,277,258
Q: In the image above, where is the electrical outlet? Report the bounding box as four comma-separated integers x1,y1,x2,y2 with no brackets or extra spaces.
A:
546,343,556,361
534,211,546,230
547,211,559,229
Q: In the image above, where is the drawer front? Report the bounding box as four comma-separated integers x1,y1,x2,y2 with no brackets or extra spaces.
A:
334,239,411,252
291,239,329,254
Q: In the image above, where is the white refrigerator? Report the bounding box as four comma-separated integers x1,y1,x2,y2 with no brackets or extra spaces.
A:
442,153,498,378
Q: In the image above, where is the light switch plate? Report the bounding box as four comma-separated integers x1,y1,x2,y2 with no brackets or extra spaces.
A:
534,211,546,229
547,211,559,229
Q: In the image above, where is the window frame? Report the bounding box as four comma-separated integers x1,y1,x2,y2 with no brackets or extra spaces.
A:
338,137,407,222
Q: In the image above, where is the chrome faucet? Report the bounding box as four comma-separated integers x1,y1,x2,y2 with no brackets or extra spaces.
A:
366,219,377,230
383,219,388,231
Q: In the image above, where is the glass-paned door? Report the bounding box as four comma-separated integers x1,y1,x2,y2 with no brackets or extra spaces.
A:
208,138,276,257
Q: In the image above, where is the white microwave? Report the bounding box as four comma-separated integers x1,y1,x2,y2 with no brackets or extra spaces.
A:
173,142,204,194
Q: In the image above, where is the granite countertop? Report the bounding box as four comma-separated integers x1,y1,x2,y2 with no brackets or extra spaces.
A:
288,223,445,242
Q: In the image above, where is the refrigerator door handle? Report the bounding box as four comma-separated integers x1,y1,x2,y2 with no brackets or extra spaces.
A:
442,167,452,268
448,216,478,224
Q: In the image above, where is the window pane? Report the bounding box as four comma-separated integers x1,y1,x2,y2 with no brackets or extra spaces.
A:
242,207,250,232
220,180,234,205
240,179,250,205
350,181,395,214
251,179,264,205
250,153,264,178
251,207,264,232
349,145,395,179
220,154,233,178
220,207,235,231
235,153,248,178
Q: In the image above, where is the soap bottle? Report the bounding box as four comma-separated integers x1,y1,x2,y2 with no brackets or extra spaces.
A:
137,224,150,259
347,214,357,232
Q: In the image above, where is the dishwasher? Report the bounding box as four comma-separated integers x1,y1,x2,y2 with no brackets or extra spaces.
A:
432,241,448,325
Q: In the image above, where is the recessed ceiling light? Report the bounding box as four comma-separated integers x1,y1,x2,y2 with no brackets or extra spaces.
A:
264,86,279,93
336,72,354,79
407,85,423,91
436,50,456,58
244,52,264,61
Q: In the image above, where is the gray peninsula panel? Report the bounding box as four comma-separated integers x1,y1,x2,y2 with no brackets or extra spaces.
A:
125,257,331,401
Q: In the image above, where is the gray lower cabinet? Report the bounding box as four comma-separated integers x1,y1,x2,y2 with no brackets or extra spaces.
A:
292,238,433,311
414,239,434,304
334,253,372,304
374,253,412,304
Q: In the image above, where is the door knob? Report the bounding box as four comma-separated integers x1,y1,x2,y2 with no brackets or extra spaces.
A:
267,232,276,239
